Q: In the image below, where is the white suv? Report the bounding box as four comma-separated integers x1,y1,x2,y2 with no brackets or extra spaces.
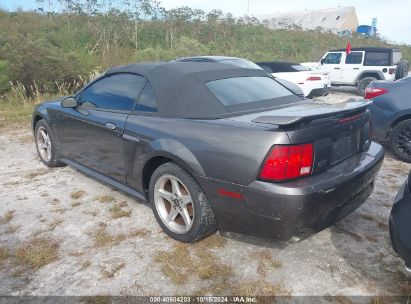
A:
302,47,408,95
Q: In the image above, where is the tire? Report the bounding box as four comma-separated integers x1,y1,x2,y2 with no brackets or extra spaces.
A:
34,119,64,167
395,60,409,80
390,119,411,163
357,77,377,96
149,162,216,242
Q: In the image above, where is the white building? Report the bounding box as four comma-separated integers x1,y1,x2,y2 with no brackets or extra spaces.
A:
258,6,359,33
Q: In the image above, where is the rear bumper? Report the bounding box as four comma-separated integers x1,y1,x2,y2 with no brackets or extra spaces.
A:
389,179,411,269
307,86,331,98
199,142,384,240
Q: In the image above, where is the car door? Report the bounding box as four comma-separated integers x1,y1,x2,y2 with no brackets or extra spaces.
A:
341,51,364,84
55,73,146,182
122,82,159,192
319,52,343,83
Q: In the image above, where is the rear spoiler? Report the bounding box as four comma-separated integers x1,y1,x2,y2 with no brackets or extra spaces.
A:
251,100,372,126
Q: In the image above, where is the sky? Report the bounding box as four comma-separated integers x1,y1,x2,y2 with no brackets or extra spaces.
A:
1,0,410,45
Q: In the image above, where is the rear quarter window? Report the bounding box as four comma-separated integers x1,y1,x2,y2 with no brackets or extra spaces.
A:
364,52,390,66
206,76,293,107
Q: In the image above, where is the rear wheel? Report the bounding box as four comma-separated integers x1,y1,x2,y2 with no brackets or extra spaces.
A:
34,119,64,167
357,77,377,95
390,119,411,163
149,162,216,242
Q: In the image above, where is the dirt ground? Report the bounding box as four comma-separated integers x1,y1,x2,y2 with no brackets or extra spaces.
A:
1,89,411,297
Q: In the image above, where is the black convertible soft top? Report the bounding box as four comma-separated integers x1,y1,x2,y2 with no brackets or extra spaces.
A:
105,62,295,118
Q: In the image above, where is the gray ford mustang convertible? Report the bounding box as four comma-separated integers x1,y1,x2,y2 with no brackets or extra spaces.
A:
32,62,384,242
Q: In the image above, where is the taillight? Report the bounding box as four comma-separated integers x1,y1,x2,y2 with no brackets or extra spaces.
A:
259,144,313,182
389,68,396,75
364,87,389,99
306,76,321,81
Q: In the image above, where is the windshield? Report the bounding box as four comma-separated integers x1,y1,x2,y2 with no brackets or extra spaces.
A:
206,76,293,107
290,64,310,71
218,59,263,70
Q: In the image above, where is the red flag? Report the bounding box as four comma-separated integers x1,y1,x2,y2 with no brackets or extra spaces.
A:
346,42,352,54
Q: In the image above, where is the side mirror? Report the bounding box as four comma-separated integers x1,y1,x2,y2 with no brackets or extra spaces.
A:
61,97,78,108
320,58,325,65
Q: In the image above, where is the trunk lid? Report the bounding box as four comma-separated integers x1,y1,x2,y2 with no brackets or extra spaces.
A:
228,99,372,174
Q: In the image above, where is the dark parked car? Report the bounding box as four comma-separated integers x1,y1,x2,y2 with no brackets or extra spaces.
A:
174,55,262,69
390,171,411,273
173,56,305,97
365,77,411,162
32,62,384,243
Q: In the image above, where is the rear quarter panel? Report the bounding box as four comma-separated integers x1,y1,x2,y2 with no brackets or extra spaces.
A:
124,114,290,189
368,79,411,141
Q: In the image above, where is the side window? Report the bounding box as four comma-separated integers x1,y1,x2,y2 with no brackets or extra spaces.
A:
364,52,390,66
345,52,363,64
134,83,158,113
323,53,342,64
80,74,146,111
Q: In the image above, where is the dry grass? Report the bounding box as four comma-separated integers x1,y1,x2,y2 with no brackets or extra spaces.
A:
71,201,81,207
96,195,115,204
0,246,9,261
92,226,126,248
80,260,92,270
155,243,192,285
51,198,60,205
109,204,132,219
46,219,63,231
18,134,33,144
365,235,379,243
24,170,49,179
4,225,20,234
155,235,232,285
194,279,291,296
255,250,282,269
83,209,99,216
101,262,126,278
376,218,389,229
128,229,150,238
233,281,291,296
51,207,66,214
360,213,375,222
2,180,22,187
82,296,111,304
0,210,15,224
69,251,86,257
14,237,60,271
70,190,86,200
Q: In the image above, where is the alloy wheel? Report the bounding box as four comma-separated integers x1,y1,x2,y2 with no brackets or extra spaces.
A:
154,174,194,234
36,126,52,162
395,124,411,159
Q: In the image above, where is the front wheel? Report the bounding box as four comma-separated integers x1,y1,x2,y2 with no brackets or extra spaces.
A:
34,119,64,167
149,162,216,242
390,119,411,163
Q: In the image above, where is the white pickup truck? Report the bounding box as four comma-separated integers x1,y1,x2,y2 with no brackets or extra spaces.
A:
302,47,409,95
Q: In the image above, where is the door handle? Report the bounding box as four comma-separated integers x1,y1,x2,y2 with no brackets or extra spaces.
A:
105,122,116,130
353,68,360,70
334,67,340,70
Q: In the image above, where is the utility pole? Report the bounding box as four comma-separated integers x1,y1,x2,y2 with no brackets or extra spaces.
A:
247,0,250,16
